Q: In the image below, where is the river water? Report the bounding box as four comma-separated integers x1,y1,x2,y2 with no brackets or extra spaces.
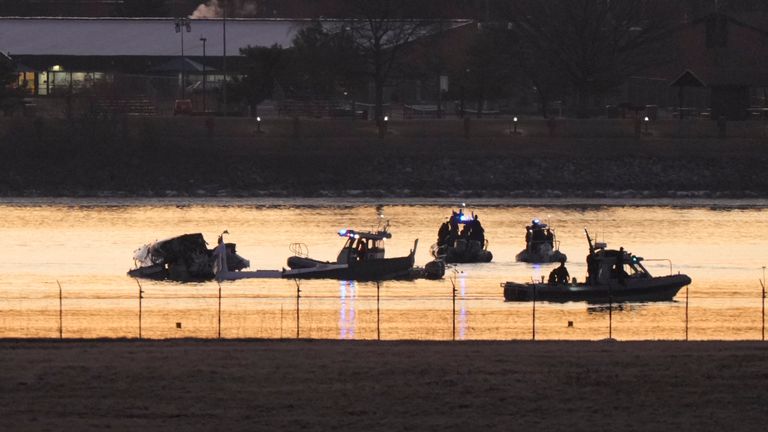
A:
0,198,766,341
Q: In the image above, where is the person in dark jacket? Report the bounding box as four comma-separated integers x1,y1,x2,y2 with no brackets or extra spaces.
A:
548,259,570,284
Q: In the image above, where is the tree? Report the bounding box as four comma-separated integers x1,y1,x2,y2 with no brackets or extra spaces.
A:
456,26,516,117
0,53,21,115
286,21,360,100
341,0,439,123
501,0,677,116
231,44,288,116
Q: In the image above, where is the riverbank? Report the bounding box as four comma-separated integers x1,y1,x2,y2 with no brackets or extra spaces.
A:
2,117,768,198
1,340,766,431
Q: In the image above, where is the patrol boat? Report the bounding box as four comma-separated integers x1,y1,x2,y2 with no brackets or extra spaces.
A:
503,230,691,303
285,224,445,281
430,208,493,263
515,219,567,263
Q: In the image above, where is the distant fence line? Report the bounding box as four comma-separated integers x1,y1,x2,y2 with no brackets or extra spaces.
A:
1,279,766,341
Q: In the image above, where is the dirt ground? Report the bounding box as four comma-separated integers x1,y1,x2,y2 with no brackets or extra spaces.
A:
0,340,766,431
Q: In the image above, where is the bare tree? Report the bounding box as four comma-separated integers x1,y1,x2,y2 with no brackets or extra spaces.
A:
502,0,677,116
341,0,439,123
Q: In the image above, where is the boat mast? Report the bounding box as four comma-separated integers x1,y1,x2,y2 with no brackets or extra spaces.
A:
584,228,595,254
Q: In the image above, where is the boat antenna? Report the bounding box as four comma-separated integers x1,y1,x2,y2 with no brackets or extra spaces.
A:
375,204,385,231
584,228,595,254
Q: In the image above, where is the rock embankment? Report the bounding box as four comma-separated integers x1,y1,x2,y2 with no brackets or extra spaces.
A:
1,117,766,198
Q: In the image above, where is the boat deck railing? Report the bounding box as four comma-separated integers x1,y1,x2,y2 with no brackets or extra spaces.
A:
289,242,309,258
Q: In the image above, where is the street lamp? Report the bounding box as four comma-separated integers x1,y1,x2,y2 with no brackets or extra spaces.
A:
200,36,207,112
256,116,262,133
380,115,389,137
643,116,650,134
513,116,519,134
175,17,191,99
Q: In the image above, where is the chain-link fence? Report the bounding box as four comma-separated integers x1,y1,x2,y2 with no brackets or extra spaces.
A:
2,279,766,341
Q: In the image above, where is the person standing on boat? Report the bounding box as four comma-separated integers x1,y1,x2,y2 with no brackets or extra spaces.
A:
448,213,459,246
358,240,369,262
545,228,554,249
437,219,450,247
615,247,627,285
469,215,485,244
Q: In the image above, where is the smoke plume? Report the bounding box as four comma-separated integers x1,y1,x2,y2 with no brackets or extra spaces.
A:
190,0,260,19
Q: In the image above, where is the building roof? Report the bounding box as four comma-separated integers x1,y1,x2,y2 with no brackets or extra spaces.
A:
672,68,768,87
0,17,308,57
149,57,216,73
0,17,473,60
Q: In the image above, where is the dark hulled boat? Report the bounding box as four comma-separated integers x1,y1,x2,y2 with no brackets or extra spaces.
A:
515,219,567,263
285,227,444,281
503,230,691,303
431,208,493,263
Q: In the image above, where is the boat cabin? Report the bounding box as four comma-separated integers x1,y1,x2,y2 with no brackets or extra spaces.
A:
587,244,651,285
525,219,555,249
336,229,390,264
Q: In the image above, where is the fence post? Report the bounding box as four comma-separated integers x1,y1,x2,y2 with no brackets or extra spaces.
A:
57,280,63,339
532,284,536,341
761,267,766,341
217,282,222,339
294,279,301,339
452,279,457,341
448,274,457,341
376,281,381,341
608,286,613,340
136,279,144,340
685,285,689,341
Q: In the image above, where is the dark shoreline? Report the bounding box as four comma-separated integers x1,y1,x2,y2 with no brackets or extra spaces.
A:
3,117,768,199
1,339,766,431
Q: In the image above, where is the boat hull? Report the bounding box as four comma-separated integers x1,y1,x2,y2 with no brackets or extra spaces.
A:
432,241,493,264
284,255,417,281
515,249,567,264
503,274,692,303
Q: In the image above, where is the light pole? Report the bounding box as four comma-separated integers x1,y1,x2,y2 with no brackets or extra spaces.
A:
222,0,228,115
200,36,207,112
175,17,191,99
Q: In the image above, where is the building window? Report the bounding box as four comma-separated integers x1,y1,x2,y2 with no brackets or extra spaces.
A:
38,70,109,96
17,72,36,95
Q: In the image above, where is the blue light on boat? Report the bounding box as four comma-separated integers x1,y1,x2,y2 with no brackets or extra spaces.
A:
339,229,348,236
